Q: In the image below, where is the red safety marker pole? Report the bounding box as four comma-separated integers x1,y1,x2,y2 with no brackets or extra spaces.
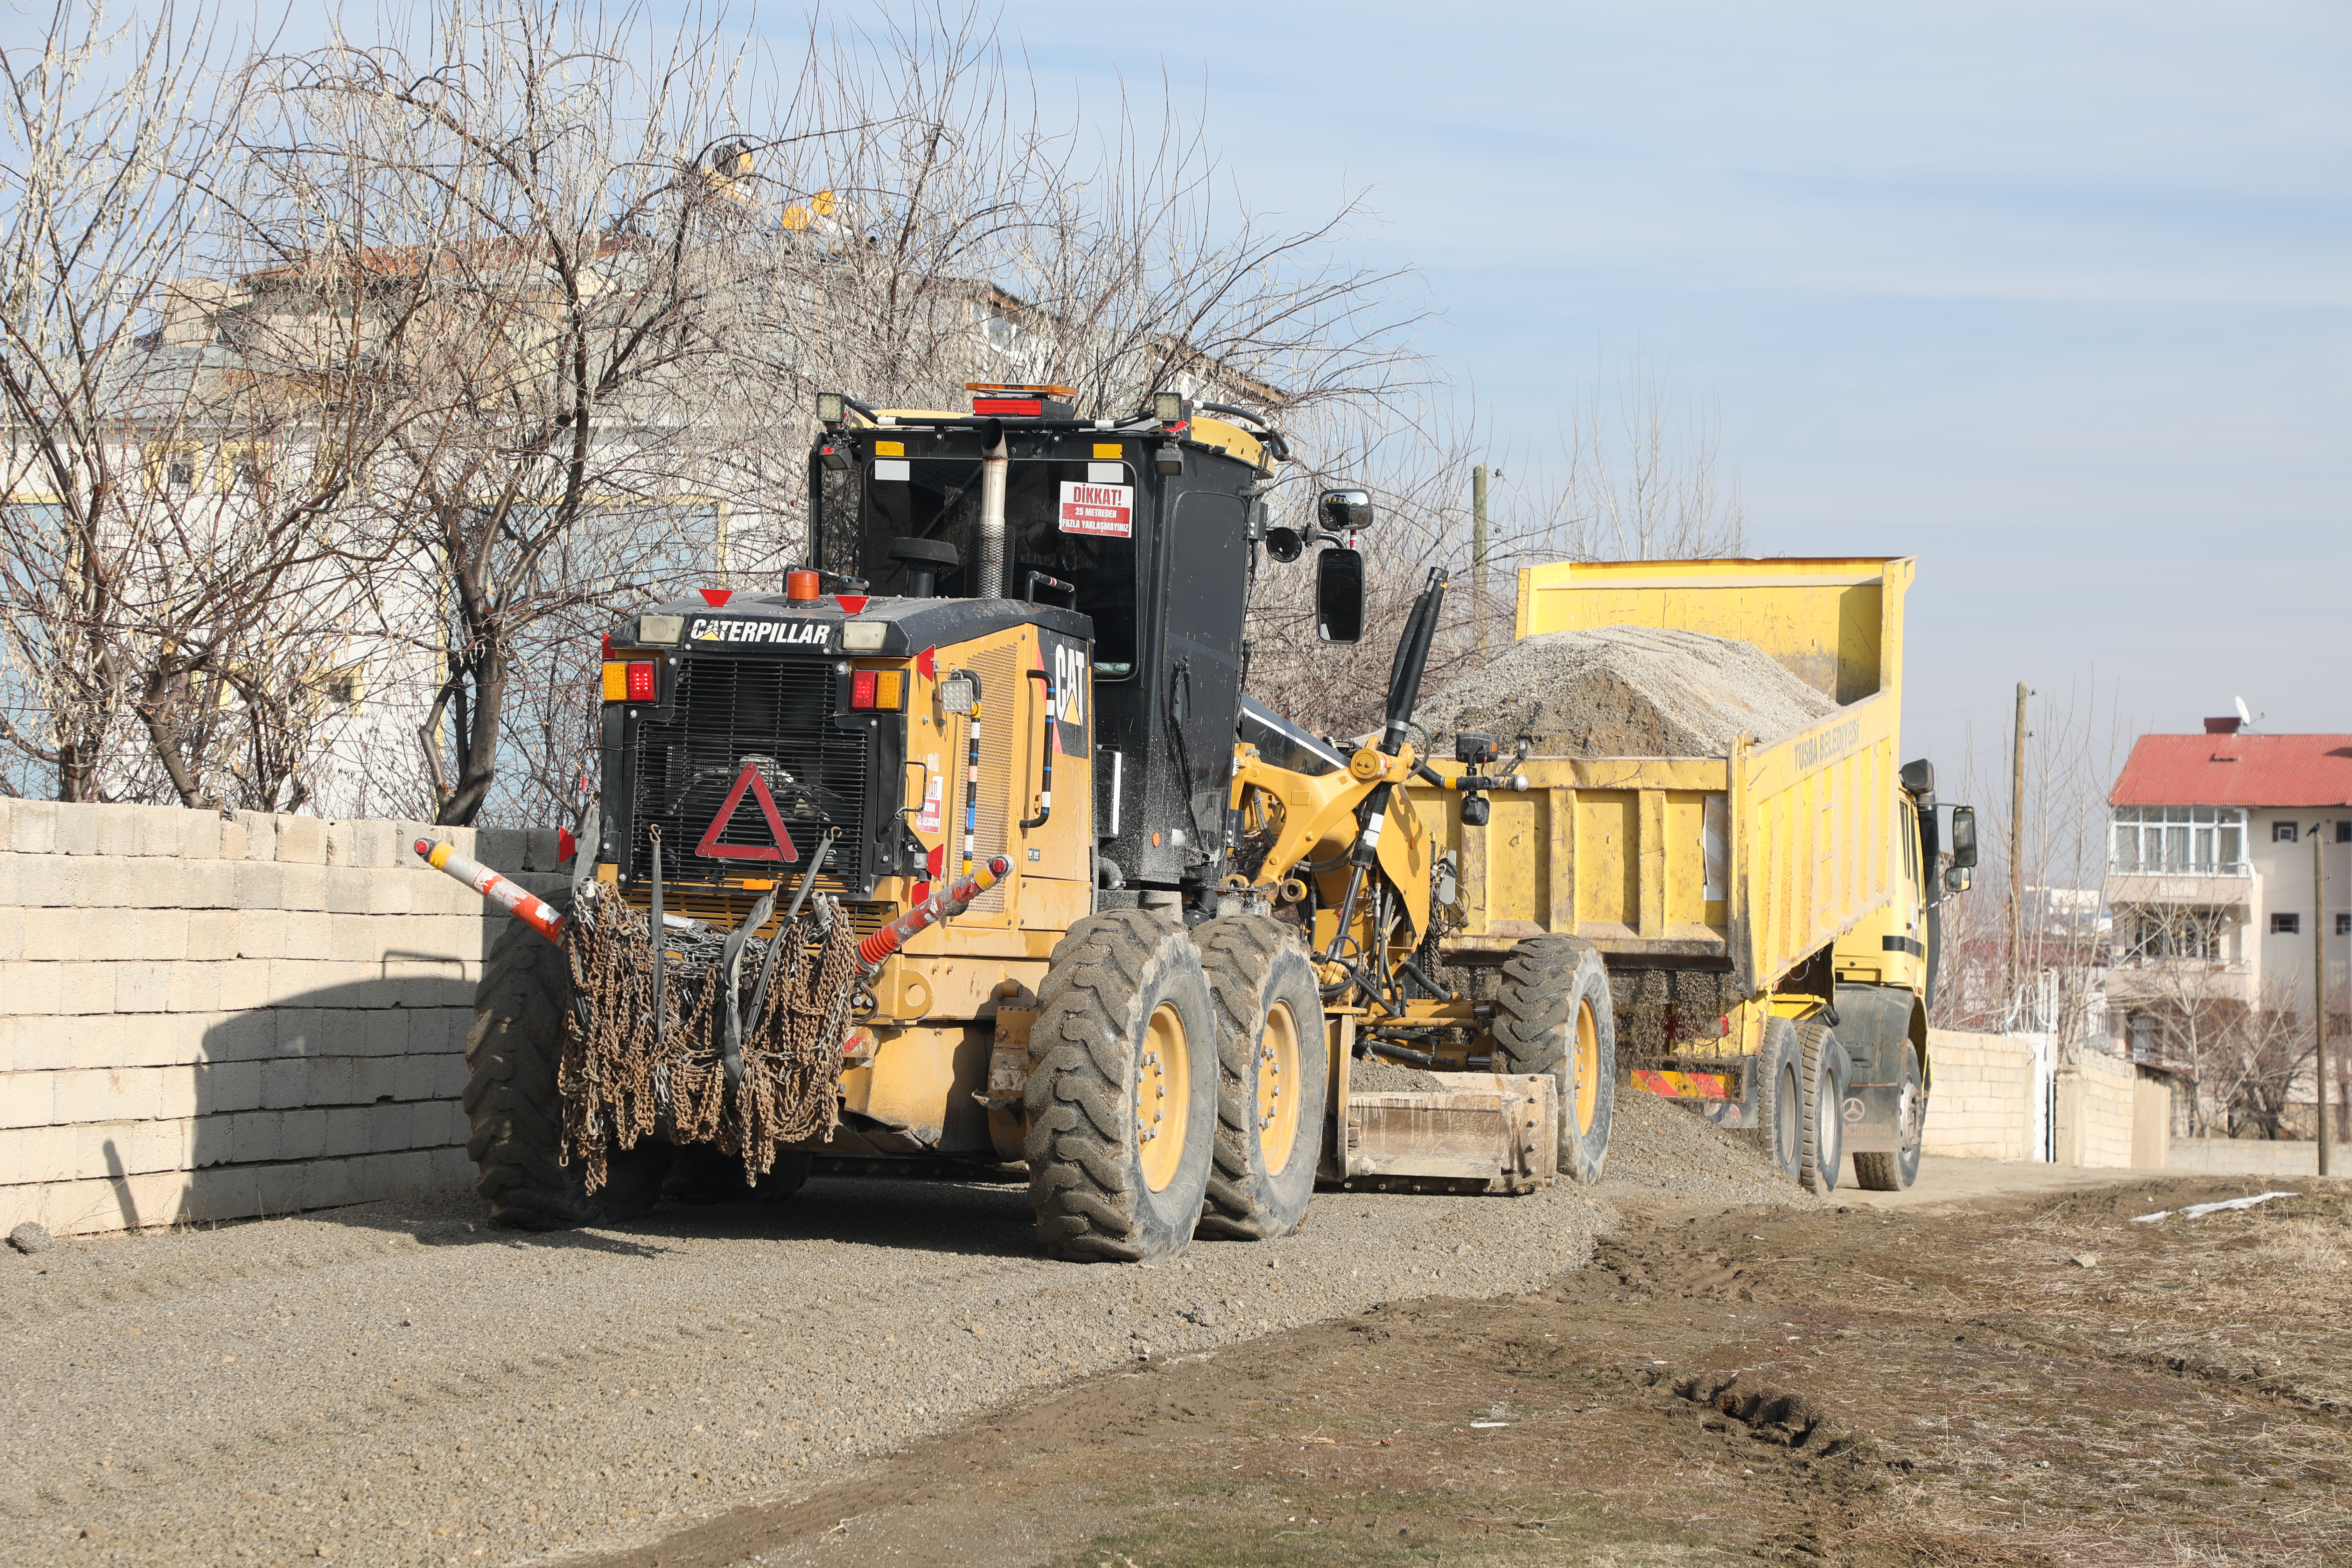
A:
415,838,566,944
856,855,1010,973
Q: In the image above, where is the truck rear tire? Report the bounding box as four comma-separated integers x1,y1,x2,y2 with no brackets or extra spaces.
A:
1024,911,1218,1263
463,898,668,1230
1194,917,1328,1241
1853,1040,1924,1191
1794,1018,1846,1195
1749,1016,1803,1183
1490,935,1615,1184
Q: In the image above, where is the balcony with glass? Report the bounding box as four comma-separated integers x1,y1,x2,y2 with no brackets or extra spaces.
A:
2105,806,2252,906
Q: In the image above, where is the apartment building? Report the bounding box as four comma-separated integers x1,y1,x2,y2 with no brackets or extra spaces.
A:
2105,719,2352,1048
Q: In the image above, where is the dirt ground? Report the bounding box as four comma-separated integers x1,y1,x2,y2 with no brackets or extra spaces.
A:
592,1173,2352,1568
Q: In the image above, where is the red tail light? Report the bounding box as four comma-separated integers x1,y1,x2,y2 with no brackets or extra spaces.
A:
625,662,656,702
972,397,1043,416
849,669,878,709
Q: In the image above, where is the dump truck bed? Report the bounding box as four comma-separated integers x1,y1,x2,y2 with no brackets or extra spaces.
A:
1412,557,1913,996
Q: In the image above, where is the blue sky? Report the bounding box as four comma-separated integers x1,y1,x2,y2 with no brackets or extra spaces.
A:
1001,0,2350,780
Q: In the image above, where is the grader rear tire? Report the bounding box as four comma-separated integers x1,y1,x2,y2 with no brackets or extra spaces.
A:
1023,911,1218,1263
1490,934,1616,1184
1195,916,1328,1241
463,897,667,1230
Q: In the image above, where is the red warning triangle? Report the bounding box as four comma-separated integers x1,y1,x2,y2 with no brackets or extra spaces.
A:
696,764,800,862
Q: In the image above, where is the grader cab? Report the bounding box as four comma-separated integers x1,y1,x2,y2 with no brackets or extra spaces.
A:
451,384,1607,1260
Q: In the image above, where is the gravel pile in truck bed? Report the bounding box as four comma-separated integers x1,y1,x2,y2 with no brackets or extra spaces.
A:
1410,625,1838,757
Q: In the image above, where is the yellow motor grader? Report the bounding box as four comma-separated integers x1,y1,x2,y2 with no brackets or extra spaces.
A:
458,384,1606,1261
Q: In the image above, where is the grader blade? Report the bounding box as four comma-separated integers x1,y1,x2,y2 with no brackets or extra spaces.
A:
1342,1072,1558,1194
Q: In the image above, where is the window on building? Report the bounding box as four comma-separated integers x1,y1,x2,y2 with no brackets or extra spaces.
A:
2337,912,2351,937
2122,907,2227,962
2274,821,2298,843
2337,821,2351,845
2110,806,2247,874
2271,912,2300,935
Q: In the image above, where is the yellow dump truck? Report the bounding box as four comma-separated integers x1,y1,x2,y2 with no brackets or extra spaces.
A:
1405,556,1977,1191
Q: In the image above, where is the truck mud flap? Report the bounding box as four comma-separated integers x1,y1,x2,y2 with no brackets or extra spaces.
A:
1840,1080,1905,1154
1633,1064,1757,1130
1340,1072,1558,1195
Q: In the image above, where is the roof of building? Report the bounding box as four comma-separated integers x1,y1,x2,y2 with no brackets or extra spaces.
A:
2109,733,2352,808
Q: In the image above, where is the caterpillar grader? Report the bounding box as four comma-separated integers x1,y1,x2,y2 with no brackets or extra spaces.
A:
449,382,1972,1260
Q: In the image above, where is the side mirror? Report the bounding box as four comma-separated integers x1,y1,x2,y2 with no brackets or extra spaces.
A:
1948,805,1979,868
1263,526,1304,564
1318,489,1373,532
1315,547,1364,643
1944,865,1973,894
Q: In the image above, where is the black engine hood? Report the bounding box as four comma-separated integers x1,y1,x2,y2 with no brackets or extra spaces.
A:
620,593,1092,658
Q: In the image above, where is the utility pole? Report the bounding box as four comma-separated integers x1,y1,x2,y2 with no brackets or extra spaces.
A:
1471,463,1490,658
2316,825,2331,1176
2009,681,2028,1019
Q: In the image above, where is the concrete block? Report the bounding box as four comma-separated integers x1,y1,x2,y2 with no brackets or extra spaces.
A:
54,804,102,856
131,860,190,911
196,1057,262,1114
203,1006,275,1060
325,868,372,916
132,805,181,858
523,829,564,873
365,873,416,917
186,912,238,962
152,1066,198,1120
347,819,398,870
121,1014,208,1069
359,1009,409,1059
430,1051,470,1100
9,800,57,854
181,812,222,860
431,1144,474,1191
20,907,93,963
236,910,287,961
0,909,21,964
124,909,189,962
72,858,138,909
320,820,353,867
114,962,171,1014
233,811,276,863
275,1007,326,1057
309,1056,359,1105
0,1071,52,1128
279,864,331,914
369,1101,416,1153
476,828,528,873
5,1017,75,1073
229,1110,281,1164
276,816,325,865
323,1106,371,1158
278,913,332,962
304,1156,354,1210
217,820,248,861
215,961,274,1014
330,914,383,964
254,1161,306,1216
231,860,286,912
280,1106,327,1161
0,1124,76,1185
184,859,238,911
54,1067,156,1125
259,1055,307,1110
16,856,78,908
94,808,138,857
120,1115,192,1177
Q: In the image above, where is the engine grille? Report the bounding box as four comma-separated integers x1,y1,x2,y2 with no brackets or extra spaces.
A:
626,655,869,889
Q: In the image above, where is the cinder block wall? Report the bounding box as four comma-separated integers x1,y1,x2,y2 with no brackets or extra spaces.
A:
1920,1030,2039,1161
0,801,567,1236
2166,1137,2319,1176
2054,1049,2138,1169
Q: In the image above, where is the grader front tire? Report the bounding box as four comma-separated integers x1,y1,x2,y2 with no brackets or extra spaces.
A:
1195,916,1328,1241
1490,934,1616,1184
1023,912,1218,1263
463,898,666,1230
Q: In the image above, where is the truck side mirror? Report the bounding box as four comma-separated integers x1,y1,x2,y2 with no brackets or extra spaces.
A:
1318,489,1373,532
1948,805,1979,868
1315,547,1364,643
1944,865,1973,894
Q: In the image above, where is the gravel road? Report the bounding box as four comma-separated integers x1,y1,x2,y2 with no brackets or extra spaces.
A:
1,1091,1801,1568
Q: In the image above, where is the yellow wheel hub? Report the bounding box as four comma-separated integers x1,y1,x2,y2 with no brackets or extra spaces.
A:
1571,996,1601,1136
1254,999,1303,1172
1135,1002,1190,1193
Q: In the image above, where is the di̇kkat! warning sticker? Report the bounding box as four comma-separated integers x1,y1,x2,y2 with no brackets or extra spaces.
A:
1058,480,1132,538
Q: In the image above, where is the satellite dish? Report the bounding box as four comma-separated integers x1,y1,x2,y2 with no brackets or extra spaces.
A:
2234,695,2253,728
